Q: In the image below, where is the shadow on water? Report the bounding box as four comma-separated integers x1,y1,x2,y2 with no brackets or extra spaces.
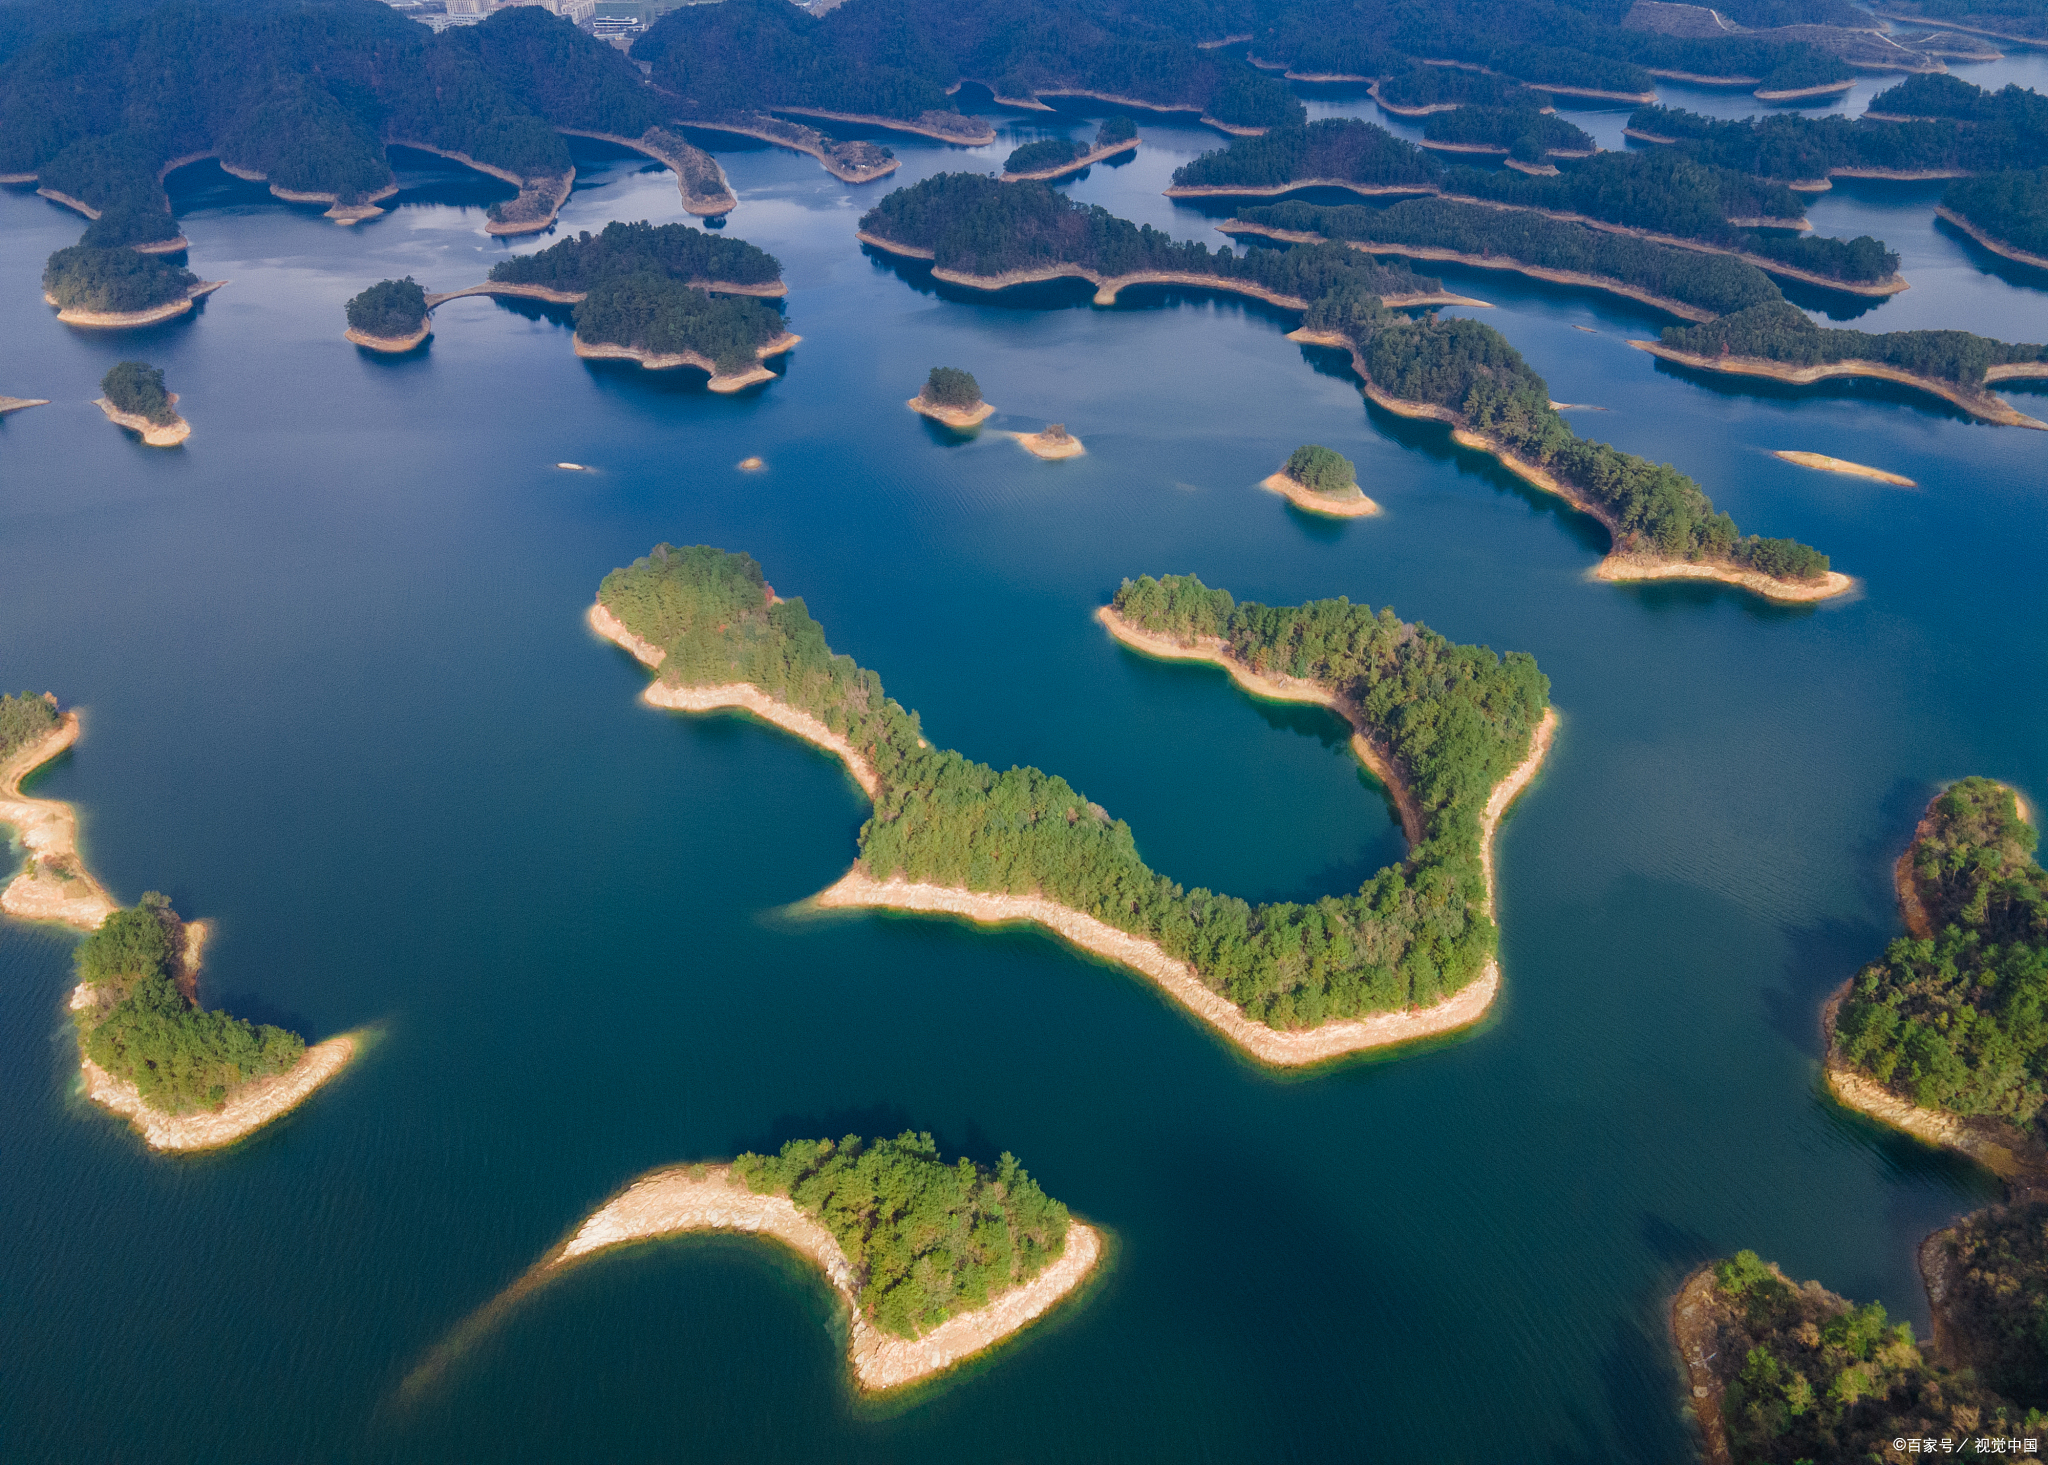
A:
1778,276,1891,323
1933,214,2048,293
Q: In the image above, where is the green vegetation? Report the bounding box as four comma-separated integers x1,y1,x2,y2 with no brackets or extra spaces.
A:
345,277,428,339
573,277,788,373
920,366,982,408
41,245,196,314
1303,291,1832,581
1170,117,1442,191
0,691,59,764
1945,169,2048,261
1377,64,1541,110
599,544,1550,1029
1004,137,1086,175
100,361,176,425
1421,106,1594,162
1660,301,2048,388
489,220,783,291
1930,1204,2048,1411
81,205,183,250
1238,198,1784,318
1836,779,2048,1126
1096,115,1136,146
1697,1249,2041,1463
862,173,1438,302
1283,444,1357,495
733,1133,1070,1338
71,895,306,1115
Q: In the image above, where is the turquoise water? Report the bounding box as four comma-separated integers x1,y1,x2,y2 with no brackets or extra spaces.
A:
1,90,2044,1463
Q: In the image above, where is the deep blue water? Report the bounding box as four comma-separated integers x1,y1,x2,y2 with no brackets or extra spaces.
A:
1,79,2044,1464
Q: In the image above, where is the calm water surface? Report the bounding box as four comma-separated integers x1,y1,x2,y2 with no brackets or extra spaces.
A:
1,82,2044,1463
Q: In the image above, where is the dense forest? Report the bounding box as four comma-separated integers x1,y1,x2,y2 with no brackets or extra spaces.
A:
920,366,982,407
1630,79,2048,182
1660,301,2048,387
597,545,1550,1028
1283,444,1356,494
1694,1250,2041,1463
71,894,306,1114
345,277,427,338
0,690,60,764
1931,1204,2048,1412
1170,117,1443,190
1004,116,1137,175
733,1133,1070,1339
1835,778,2048,1126
100,361,176,424
1237,198,1784,318
1301,291,1832,581
1376,64,1540,110
861,173,1438,300
572,277,788,372
490,221,784,291
41,244,196,314
1945,168,2048,260
1421,106,1594,163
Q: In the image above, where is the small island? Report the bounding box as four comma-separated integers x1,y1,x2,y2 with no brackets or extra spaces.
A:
95,361,189,447
42,245,224,327
0,693,356,1149
1771,451,1916,487
1636,302,2048,431
1261,443,1379,517
908,366,995,428
414,1135,1099,1395
1165,117,1445,200
345,276,431,352
591,546,1555,1065
1001,116,1141,182
1013,423,1083,459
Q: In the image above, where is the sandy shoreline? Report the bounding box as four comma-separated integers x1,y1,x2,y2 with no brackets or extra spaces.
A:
346,322,431,353
1936,205,2048,270
773,106,995,145
908,396,995,428
666,114,901,183
95,394,190,446
572,331,799,392
49,279,224,328
1771,450,1915,486
1,396,51,416
79,1034,359,1152
1630,341,2048,430
1002,138,1141,183
420,1163,1101,1394
1011,427,1085,459
587,601,881,796
558,127,737,216
0,713,118,930
1288,328,1856,603
1259,470,1379,517
1670,1266,1737,1465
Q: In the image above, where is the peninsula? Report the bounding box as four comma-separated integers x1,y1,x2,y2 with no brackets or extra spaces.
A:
655,113,898,184
95,361,189,447
1285,296,1849,602
1261,443,1379,517
908,367,995,428
1636,302,2048,430
0,693,356,1149
413,1136,1098,1395
1939,170,2048,270
1002,117,1140,183
592,545,1555,1065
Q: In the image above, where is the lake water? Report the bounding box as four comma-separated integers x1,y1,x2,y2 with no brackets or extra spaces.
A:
2,77,2044,1464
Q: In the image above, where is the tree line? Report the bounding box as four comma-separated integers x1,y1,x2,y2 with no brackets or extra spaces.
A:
1421,106,1593,163
0,690,59,764
1170,117,1443,190
1660,300,2048,386
1944,168,2048,262
491,220,784,292
733,1133,1070,1339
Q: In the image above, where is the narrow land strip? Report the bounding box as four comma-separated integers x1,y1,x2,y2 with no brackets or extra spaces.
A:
1631,341,2048,430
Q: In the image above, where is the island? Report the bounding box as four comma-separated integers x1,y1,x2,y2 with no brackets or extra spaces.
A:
1771,451,1916,487
1222,198,1785,323
858,173,1485,310
1164,117,1444,200
1372,64,1547,115
480,220,787,300
1940,168,2048,270
0,693,356,1149
1262,443,1379,517
95,361,189,447
345,277,431,353
1001,116,1140,183
908,366,994,428
590,544,1555,1065
1671,1250,2037,1465
1289,292,1849,601
1418,107,1596,172
1635,302,2048,430
42,245,224,327
410,1135,1099,1396
1012,423,1083,459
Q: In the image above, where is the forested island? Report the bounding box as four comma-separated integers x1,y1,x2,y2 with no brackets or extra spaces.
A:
1373,64,1545,114
1941,168,2048,268
487,220,785,299
1672,1250,2043,1465
1629,77,2048,185
592,545,1554,1061
909,366,994,428
858,172,1467,308
1420,106,1595,168
1224,198,1784,321
1640,302,2048,428
96,360,188,446
345,277,430,352
1262,443,1379,517
1003,117,1139,182
41,245,221,327
423,1135,1100,1394
1166,117,1444,197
